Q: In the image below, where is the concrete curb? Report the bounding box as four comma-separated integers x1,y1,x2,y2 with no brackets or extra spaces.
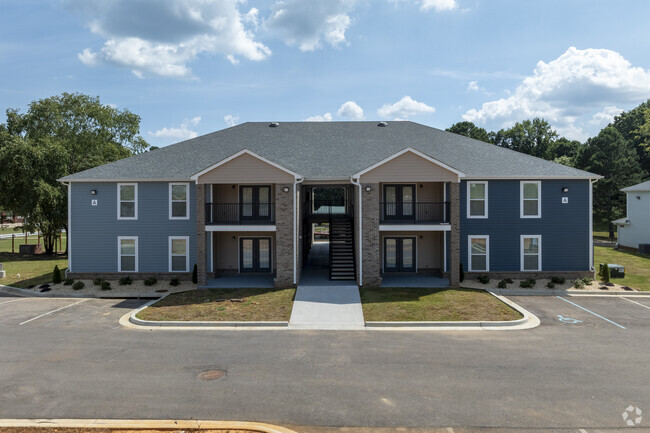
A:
0,284,164,299
489,287,650,297
365,291,540,331
0,418,296,432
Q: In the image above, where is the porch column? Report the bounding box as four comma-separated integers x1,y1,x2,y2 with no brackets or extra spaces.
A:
274,183,294,287
449,181,460,287
361,183,382,286
196,183,207,286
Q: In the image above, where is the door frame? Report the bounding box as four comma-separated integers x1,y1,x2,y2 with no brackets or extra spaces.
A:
238,236,273,273
382,235,417,273
383,183,417,220
239,185,272,221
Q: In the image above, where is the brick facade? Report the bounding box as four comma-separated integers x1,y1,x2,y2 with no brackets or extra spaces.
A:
361,183,382,286
449,181,460,287
274,183,294,287
196,183,207,286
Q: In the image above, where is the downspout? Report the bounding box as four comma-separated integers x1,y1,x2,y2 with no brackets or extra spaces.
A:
350,176,362,286
293,176,304,285
64,182,71,276
589,179,596,272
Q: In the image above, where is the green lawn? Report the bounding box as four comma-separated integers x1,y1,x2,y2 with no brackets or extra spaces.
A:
0,253,68,288
0,234,67,253
594,246,650,291
593,215,616,240
359,287,522,322
137,287,296,322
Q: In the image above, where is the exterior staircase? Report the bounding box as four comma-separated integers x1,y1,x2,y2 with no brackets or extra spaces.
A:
329,218,356,280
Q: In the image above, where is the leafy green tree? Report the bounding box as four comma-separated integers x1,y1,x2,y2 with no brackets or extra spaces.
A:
446,121,491,143
489,118,558,159
612,100,650,174
0,93,149,254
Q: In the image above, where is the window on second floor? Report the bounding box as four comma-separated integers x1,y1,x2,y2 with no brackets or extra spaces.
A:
467,181,488,218
169,183,190,220
117,183,137,220
521,181,541,218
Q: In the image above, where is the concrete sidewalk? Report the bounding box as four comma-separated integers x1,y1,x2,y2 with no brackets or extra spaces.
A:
289,285,364,330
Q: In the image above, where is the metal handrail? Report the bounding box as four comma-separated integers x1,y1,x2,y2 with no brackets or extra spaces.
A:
380,201,450,224
205,202,275,224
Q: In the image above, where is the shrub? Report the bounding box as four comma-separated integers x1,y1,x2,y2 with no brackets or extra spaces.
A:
497,280,507,289
478,275,489,284
192,264,198,284
93,278,103,286
582,277,593,285
144,277,157,286
52,265,62,284
100,281,111,290
505,278,513,284
573,278,585,289
119,276,133,286
169,278,180,287
63,278,74,286
459,263,465,283
601,263,610,283
551,276,565,284
519,279,536,288
72,281,85,291
546,281,555,289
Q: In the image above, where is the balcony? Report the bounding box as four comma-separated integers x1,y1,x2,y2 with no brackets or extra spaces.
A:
205,203,275,225
380,202,449,224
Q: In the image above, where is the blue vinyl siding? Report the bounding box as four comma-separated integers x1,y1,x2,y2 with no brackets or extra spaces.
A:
460,179,590,272
70,182,196,273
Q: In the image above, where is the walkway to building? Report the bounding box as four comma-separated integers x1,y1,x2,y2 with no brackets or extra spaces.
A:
289,242,364,330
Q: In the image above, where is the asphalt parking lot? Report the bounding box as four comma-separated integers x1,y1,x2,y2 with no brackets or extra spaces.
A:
0,290,648,432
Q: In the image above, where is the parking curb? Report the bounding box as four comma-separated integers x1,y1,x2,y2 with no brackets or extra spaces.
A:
0,418,296,432
488,288,650,296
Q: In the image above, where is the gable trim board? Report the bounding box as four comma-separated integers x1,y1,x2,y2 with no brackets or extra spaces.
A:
190,149,302,182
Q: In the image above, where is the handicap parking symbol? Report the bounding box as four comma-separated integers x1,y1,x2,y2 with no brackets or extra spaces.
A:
557,315,582,324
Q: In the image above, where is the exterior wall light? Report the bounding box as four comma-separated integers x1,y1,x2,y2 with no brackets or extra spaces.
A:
562,187,569,193
283,186,290,192
365,186,371,192
90,190,97,195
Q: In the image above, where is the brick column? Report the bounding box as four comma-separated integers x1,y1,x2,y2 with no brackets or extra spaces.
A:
196,183,207,286
361,183,381,287
274,183,294,287
449,181,460,288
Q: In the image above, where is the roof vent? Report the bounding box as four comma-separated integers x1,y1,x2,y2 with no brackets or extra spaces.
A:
269,122,280,128
377,121,388,127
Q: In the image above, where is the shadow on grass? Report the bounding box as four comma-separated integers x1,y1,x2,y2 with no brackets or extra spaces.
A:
359,287,484,304
151,287,295,308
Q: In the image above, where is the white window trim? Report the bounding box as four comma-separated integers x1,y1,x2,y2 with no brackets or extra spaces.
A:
169,236,190,273
467,181,488,219
520,235,542,272
118,236,138,272
520,181,541,218
169,182,190,220
468,235,489,272
117,183,138,220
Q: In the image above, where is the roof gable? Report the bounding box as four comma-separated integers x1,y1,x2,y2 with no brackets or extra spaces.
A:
191,149,300,184
354,147,464,182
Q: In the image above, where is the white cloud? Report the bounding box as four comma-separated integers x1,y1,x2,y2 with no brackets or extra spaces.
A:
150,116,201,141
305,112,333,121
590,106,623,126
467,80,479,92
420,0,457,12
224,114,240,127
377,96,435,119
463,47,650,140
337,101,364,120
68,0,270,78
264,0,356,51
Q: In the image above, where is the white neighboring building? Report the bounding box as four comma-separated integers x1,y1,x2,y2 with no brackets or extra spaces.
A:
613,181,650,249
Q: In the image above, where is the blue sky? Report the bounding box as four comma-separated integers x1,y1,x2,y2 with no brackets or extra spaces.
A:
2,0,650,147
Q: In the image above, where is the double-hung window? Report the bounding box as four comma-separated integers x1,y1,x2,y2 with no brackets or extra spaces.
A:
169,236,189,272
521,181,541,218
521,235,542,271
467,181,488,218
118,236,138,272
169,183,190,220
468,236,489,272
118,183,137,220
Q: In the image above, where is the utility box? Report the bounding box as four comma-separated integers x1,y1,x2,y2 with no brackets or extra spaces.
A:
639,244,650,255
599,263,625,278
19,244,42,256
0,263,4,279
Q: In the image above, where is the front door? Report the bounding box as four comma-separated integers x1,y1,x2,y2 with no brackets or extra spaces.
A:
240,237,272,273
240,186,271,221
383,184,415,221
384,237,416,272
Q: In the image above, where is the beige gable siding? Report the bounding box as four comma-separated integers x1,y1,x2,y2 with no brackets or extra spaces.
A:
197,153,294,184
360,151,458,183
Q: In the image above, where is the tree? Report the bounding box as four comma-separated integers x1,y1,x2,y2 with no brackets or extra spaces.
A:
0,93,149,254
582,127,645,239
612,99,650,174
446,121,491,143
489,118,558,159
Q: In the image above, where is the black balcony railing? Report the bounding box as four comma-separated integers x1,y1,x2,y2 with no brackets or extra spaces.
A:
205,202,275,224
380,202,450,224
305,200,353,218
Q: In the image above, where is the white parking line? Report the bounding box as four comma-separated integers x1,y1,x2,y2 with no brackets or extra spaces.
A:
556,296,626,329
18,299,88,325
0,298,26,306
621,296,650,310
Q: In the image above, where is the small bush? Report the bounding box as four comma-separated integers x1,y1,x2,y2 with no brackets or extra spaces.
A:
63,278,74,286
505,278,513,284
601,263,610,283
169,278,180,287
546,281,555,289
519,278,536,288
144,277,157,286
459,263,465,283
72,281,85,291
192,264,198,284
497,280,507,289
478,275,489,284
551,276,565,284
93,278,103,286
573,278,585,289
119,276,133,286
100,281,111,291
581,277,593,285
52,265,62,284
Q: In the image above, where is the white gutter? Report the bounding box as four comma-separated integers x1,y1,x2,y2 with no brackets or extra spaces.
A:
293,176,304,285
63,182,71,275
350,176,362,286
589,179,596,271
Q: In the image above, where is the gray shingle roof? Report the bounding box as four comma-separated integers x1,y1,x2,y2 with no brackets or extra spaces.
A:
622,180,650,192
60,121,600,181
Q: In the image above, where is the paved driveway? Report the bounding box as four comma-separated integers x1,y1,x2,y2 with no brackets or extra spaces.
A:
0,292,648,432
